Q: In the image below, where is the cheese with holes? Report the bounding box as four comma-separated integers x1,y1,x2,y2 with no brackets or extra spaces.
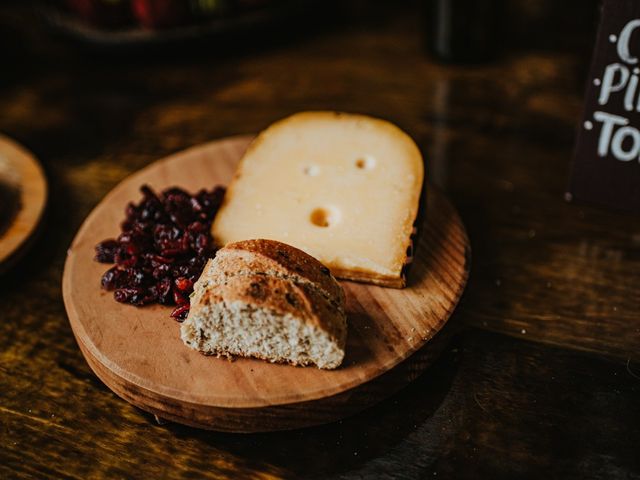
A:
212,111,424,288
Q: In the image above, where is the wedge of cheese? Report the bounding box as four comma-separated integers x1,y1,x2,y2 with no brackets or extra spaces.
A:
212,111,424,288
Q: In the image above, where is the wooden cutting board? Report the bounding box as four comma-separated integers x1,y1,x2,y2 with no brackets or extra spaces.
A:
62,135,470,432
0,135,47,272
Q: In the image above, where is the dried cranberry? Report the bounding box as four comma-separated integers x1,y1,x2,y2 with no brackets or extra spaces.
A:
95,184,225,319
156,277,173,305
154,224,181,241
187,221,206,233
173,289,188,306
152,264,170,279
174,264,191,278
170,304,190,321
114,287,139,303
197,187,225,217
125,243,139,256
126,268,147,287
174,277,193,292
115,287,155,306
194,233,210,254
125,202,137,218
94,239,119,263
189,197,203,212
150,254,174,266
101,266,120,290
140,184,161,204
114,250,138,268
188,255,205,268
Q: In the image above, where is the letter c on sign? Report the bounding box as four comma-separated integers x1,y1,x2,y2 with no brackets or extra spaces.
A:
618,19,640,64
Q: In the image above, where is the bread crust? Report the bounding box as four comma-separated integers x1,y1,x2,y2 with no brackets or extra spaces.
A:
210,239,345,303
184,239,347,369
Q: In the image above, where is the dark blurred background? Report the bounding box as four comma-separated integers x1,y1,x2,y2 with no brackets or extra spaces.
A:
0,0,601,169
0,0,604,282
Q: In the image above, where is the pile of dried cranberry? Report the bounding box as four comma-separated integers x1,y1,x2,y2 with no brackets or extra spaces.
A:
94,184,225,320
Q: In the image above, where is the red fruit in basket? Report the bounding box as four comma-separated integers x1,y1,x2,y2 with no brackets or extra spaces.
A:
65,0,131,27
189,0,229,19
131,0,188,29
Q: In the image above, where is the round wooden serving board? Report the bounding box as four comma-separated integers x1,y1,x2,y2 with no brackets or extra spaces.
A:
62,135,470,432
0,135,47,272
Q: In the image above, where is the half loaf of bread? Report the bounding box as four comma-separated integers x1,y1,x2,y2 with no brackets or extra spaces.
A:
181,239,347,369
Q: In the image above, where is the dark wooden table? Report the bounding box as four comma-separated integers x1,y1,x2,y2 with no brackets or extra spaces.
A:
1,1,639,478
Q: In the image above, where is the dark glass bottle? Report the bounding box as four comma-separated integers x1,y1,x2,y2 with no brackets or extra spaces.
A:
425,0,505,63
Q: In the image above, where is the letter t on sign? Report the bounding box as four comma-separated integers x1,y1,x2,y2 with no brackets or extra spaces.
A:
568,0,640,213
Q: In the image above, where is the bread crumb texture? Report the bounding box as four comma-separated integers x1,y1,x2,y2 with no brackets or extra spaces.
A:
182,239,347,369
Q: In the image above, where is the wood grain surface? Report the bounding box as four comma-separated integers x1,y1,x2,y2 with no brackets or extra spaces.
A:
2,0,640,478
0,134,47,270
62,135,470,431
